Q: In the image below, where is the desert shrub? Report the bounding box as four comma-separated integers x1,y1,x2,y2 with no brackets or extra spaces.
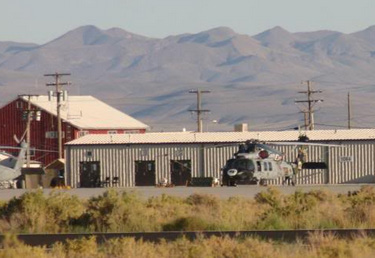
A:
80,190,167,232
186,193,220,209
0,233,48,258
80,190,138,232
3,233,375,257
215,196,263,230
0,191,47,233
307,233,354,258
145,194,191,227
64,236,100,258
344,186,375,227
103,237,169,258
253,188,352,229
44,191,86,232
255,187,284,208
163,216,215,231
0,190,86,233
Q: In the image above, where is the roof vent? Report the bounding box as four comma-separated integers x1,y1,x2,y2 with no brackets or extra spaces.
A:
234,123,248,132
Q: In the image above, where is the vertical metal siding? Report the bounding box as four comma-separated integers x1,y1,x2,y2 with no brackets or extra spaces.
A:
328,142,375,184
66,141,375,188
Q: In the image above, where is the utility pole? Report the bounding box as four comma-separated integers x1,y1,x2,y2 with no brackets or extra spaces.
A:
189,89,211,132
19,94,40,167
295,80,323,130
44,73,71,159
348,92,351,129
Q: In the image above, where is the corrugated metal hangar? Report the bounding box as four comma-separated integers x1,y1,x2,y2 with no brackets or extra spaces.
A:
65,129,375,187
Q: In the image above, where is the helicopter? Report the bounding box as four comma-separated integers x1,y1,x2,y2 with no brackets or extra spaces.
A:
0,142,28,188
221,135,341,186
0,141,58,188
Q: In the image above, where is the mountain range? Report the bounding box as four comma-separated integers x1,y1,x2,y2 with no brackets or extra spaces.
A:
2,25,375,132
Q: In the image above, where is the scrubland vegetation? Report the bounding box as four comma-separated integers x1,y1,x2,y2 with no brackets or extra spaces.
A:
1,186,375,257
2,233,375,258
1,186,375,233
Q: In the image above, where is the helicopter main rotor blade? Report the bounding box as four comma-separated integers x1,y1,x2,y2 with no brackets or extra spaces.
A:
0,146,58,153
0,146,24,150
268,142,343,147
0,151,18,159
255,143,283,155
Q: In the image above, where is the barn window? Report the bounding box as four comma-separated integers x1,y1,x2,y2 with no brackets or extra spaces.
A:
16,101,23,109
78,131,89,137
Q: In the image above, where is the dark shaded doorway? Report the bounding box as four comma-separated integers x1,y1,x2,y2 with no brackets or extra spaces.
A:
79,161,101,187
171,160,191,186
135,160,156,186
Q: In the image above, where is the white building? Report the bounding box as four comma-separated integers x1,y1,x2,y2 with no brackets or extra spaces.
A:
65,129,375,187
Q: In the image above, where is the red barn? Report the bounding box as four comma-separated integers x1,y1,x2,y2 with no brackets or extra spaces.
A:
0,95,148,166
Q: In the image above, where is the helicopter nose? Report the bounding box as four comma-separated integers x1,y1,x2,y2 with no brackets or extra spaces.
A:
227,169,237,177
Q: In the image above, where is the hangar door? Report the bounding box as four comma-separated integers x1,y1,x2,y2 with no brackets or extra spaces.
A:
171,160,191,186
135,160,156,186
79,161,101,188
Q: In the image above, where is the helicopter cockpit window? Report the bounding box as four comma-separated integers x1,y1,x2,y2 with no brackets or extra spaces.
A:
256,161,261,171
225,159,236,169
264,162,268,171
230,159,254,171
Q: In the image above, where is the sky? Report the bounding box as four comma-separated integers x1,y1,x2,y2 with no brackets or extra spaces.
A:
1,0,374,44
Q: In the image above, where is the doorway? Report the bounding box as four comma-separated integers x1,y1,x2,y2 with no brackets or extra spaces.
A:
79,161,101,188
135,160,156,186
171,160,191,186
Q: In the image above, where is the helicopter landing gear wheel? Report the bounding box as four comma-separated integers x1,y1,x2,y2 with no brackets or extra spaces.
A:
259,179,267,186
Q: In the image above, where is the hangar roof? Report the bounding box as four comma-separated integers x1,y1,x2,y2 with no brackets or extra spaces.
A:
66,129,375,145
20,95,148,130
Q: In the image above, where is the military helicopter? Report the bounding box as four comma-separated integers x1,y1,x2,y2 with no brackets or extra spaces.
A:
0,142,28,188
221,135,340,186
0,141,57,188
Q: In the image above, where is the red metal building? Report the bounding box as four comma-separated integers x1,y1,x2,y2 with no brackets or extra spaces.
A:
0,95,148,165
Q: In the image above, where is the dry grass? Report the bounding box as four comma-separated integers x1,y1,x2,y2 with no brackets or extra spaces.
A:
1,233,375,258
0,186,375,234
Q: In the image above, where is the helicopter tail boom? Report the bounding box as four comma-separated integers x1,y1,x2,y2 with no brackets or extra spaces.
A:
302,162,327,169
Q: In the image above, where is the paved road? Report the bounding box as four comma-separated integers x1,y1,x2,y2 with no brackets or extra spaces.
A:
0,184,371,201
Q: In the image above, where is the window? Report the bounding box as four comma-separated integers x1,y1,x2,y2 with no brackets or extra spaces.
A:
268,162,273,171
256,161,261,171
78,131,89,137
46,131,64,139
264,162,268,171
86,151,93,158
108,130,118,134
16,101,23,109
125,130,140,134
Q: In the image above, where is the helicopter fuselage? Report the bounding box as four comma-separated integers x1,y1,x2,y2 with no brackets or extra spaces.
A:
221,151,295,186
